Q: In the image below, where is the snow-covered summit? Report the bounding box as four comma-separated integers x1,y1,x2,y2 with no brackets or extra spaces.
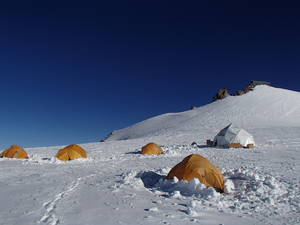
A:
104,85,300,143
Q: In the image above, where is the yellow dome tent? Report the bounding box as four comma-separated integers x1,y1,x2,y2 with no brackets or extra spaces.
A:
0,145,29,159
141,142,163,155
166,154,225,191
55,144,87,161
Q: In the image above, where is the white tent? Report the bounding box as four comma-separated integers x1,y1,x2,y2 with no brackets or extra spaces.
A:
213,123,255,148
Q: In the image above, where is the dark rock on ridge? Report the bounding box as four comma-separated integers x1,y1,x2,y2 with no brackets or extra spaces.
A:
213,88,230,102
213,81,270,101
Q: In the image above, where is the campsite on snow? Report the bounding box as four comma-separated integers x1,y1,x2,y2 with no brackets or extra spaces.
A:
0,84,300,225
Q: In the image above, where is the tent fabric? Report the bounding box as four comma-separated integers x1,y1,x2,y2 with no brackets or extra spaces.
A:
166,154,225,191
0,145,29,159
141,142,163,155
55,144,87,161
213,123,255,148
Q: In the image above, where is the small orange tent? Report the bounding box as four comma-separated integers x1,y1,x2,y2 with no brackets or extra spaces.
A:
55,144,87,161
141,142,163,155
0,145,29,159
166,154,225,191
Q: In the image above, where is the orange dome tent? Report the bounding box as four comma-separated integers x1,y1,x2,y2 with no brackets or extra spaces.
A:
0,145,29,159
141,142,163,155
55,144,87,161
166,154,225,191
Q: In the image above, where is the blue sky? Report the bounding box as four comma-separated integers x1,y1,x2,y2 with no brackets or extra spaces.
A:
1,0,299,150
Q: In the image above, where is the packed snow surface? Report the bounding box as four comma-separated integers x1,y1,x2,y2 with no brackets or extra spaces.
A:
1,85,300,225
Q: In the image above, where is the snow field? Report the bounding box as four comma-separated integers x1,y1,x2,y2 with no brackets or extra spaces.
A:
1,128,299,225
1,86,300,224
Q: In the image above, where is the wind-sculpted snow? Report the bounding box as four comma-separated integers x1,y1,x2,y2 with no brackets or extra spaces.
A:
0,86,300,224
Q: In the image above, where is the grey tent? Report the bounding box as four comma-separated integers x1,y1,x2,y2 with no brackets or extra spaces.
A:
213,123,255,148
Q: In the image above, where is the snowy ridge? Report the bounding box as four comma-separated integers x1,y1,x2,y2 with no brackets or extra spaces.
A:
105,85,300,143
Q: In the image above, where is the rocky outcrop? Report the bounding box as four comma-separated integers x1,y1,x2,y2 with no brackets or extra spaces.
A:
100,130,116,142
234,90,244,96
233,84,254,96
243,84,253,93
213,81,270,101
213,88,230,101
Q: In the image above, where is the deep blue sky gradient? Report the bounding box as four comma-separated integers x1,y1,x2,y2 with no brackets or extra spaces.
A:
1,0,300,150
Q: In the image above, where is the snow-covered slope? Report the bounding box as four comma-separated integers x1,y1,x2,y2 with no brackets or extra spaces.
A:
0,85,300,225
104,85,300,144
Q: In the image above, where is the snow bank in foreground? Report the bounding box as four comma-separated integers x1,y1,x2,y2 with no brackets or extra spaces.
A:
116,164,299,223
